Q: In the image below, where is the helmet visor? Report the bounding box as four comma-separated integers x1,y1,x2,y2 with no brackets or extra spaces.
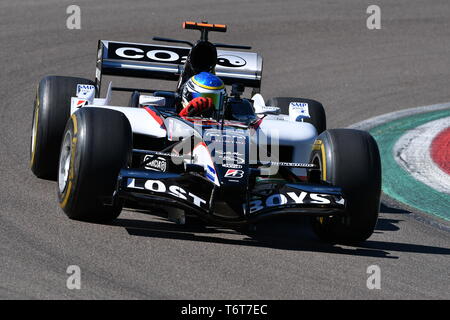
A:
191,92,224,111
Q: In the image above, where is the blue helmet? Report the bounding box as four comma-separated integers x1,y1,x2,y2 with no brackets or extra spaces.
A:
181,72,226,111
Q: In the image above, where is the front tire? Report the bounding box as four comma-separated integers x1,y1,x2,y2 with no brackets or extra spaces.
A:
58,108,132,222
309,129,381,243
30,76,95,180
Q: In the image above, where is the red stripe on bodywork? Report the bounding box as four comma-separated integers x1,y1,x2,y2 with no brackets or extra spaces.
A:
194,141,208,150
252,117,264,129
144,107,165,128
431,126,450,175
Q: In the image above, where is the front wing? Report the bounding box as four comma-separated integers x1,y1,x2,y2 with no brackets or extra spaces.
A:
117,169,346,225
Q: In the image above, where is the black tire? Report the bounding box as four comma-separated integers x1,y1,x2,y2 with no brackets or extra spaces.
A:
57,108,132,222
308,129,381,243
30,75,95,180
266,97,326,134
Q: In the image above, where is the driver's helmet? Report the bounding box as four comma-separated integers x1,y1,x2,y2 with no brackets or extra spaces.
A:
181,72,226,111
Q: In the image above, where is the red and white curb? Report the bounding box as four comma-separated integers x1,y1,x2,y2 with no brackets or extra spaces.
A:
393,116,450,194
349,103,450,196
431,127,450,176
349,102,450,228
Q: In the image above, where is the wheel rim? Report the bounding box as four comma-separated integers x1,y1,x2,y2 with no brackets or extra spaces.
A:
58,131,72,193
312,153,326,225
308,154,323,183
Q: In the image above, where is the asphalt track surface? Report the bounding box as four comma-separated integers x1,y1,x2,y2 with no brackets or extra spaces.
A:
1,0,449,299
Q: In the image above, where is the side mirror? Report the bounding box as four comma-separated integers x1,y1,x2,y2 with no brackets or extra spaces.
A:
139,95,166,107
252,93,280,115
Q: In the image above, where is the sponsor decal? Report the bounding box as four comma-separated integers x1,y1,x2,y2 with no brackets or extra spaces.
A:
143,155,167,172
76,99,88,107
214,151,245,165
259,105,280,114
224,169,244,178
217,55,247,68
108,43,248,69
70,97,88,111
222,163,243,169
109,43,188,64
204,130,246,145
127,178,207,209
206,165,216,183
76,84,95,95
76,84,95,104
249,191,343,214
289,102,310,120
221,155,245,164
289,102,308,109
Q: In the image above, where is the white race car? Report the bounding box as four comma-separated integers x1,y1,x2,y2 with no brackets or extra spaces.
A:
30,21,381,243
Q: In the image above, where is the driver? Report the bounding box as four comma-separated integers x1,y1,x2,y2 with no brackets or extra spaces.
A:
179,72,226,118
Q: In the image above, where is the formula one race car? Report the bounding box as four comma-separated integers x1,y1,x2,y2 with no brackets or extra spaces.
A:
30,21,381,243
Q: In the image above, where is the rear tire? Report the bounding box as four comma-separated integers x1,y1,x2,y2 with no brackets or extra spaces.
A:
266,97,326,134
308,129,381,243
30,76,95,180
57,108,132,222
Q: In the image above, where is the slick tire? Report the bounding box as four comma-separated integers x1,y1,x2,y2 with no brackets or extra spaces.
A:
30,76,95,180
57,108,132,223
266,97,326,134
308,129,381,243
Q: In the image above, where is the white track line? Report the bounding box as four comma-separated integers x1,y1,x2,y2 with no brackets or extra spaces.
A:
393,117,450,194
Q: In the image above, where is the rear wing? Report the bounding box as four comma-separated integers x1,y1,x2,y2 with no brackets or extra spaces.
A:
95,40,263,96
